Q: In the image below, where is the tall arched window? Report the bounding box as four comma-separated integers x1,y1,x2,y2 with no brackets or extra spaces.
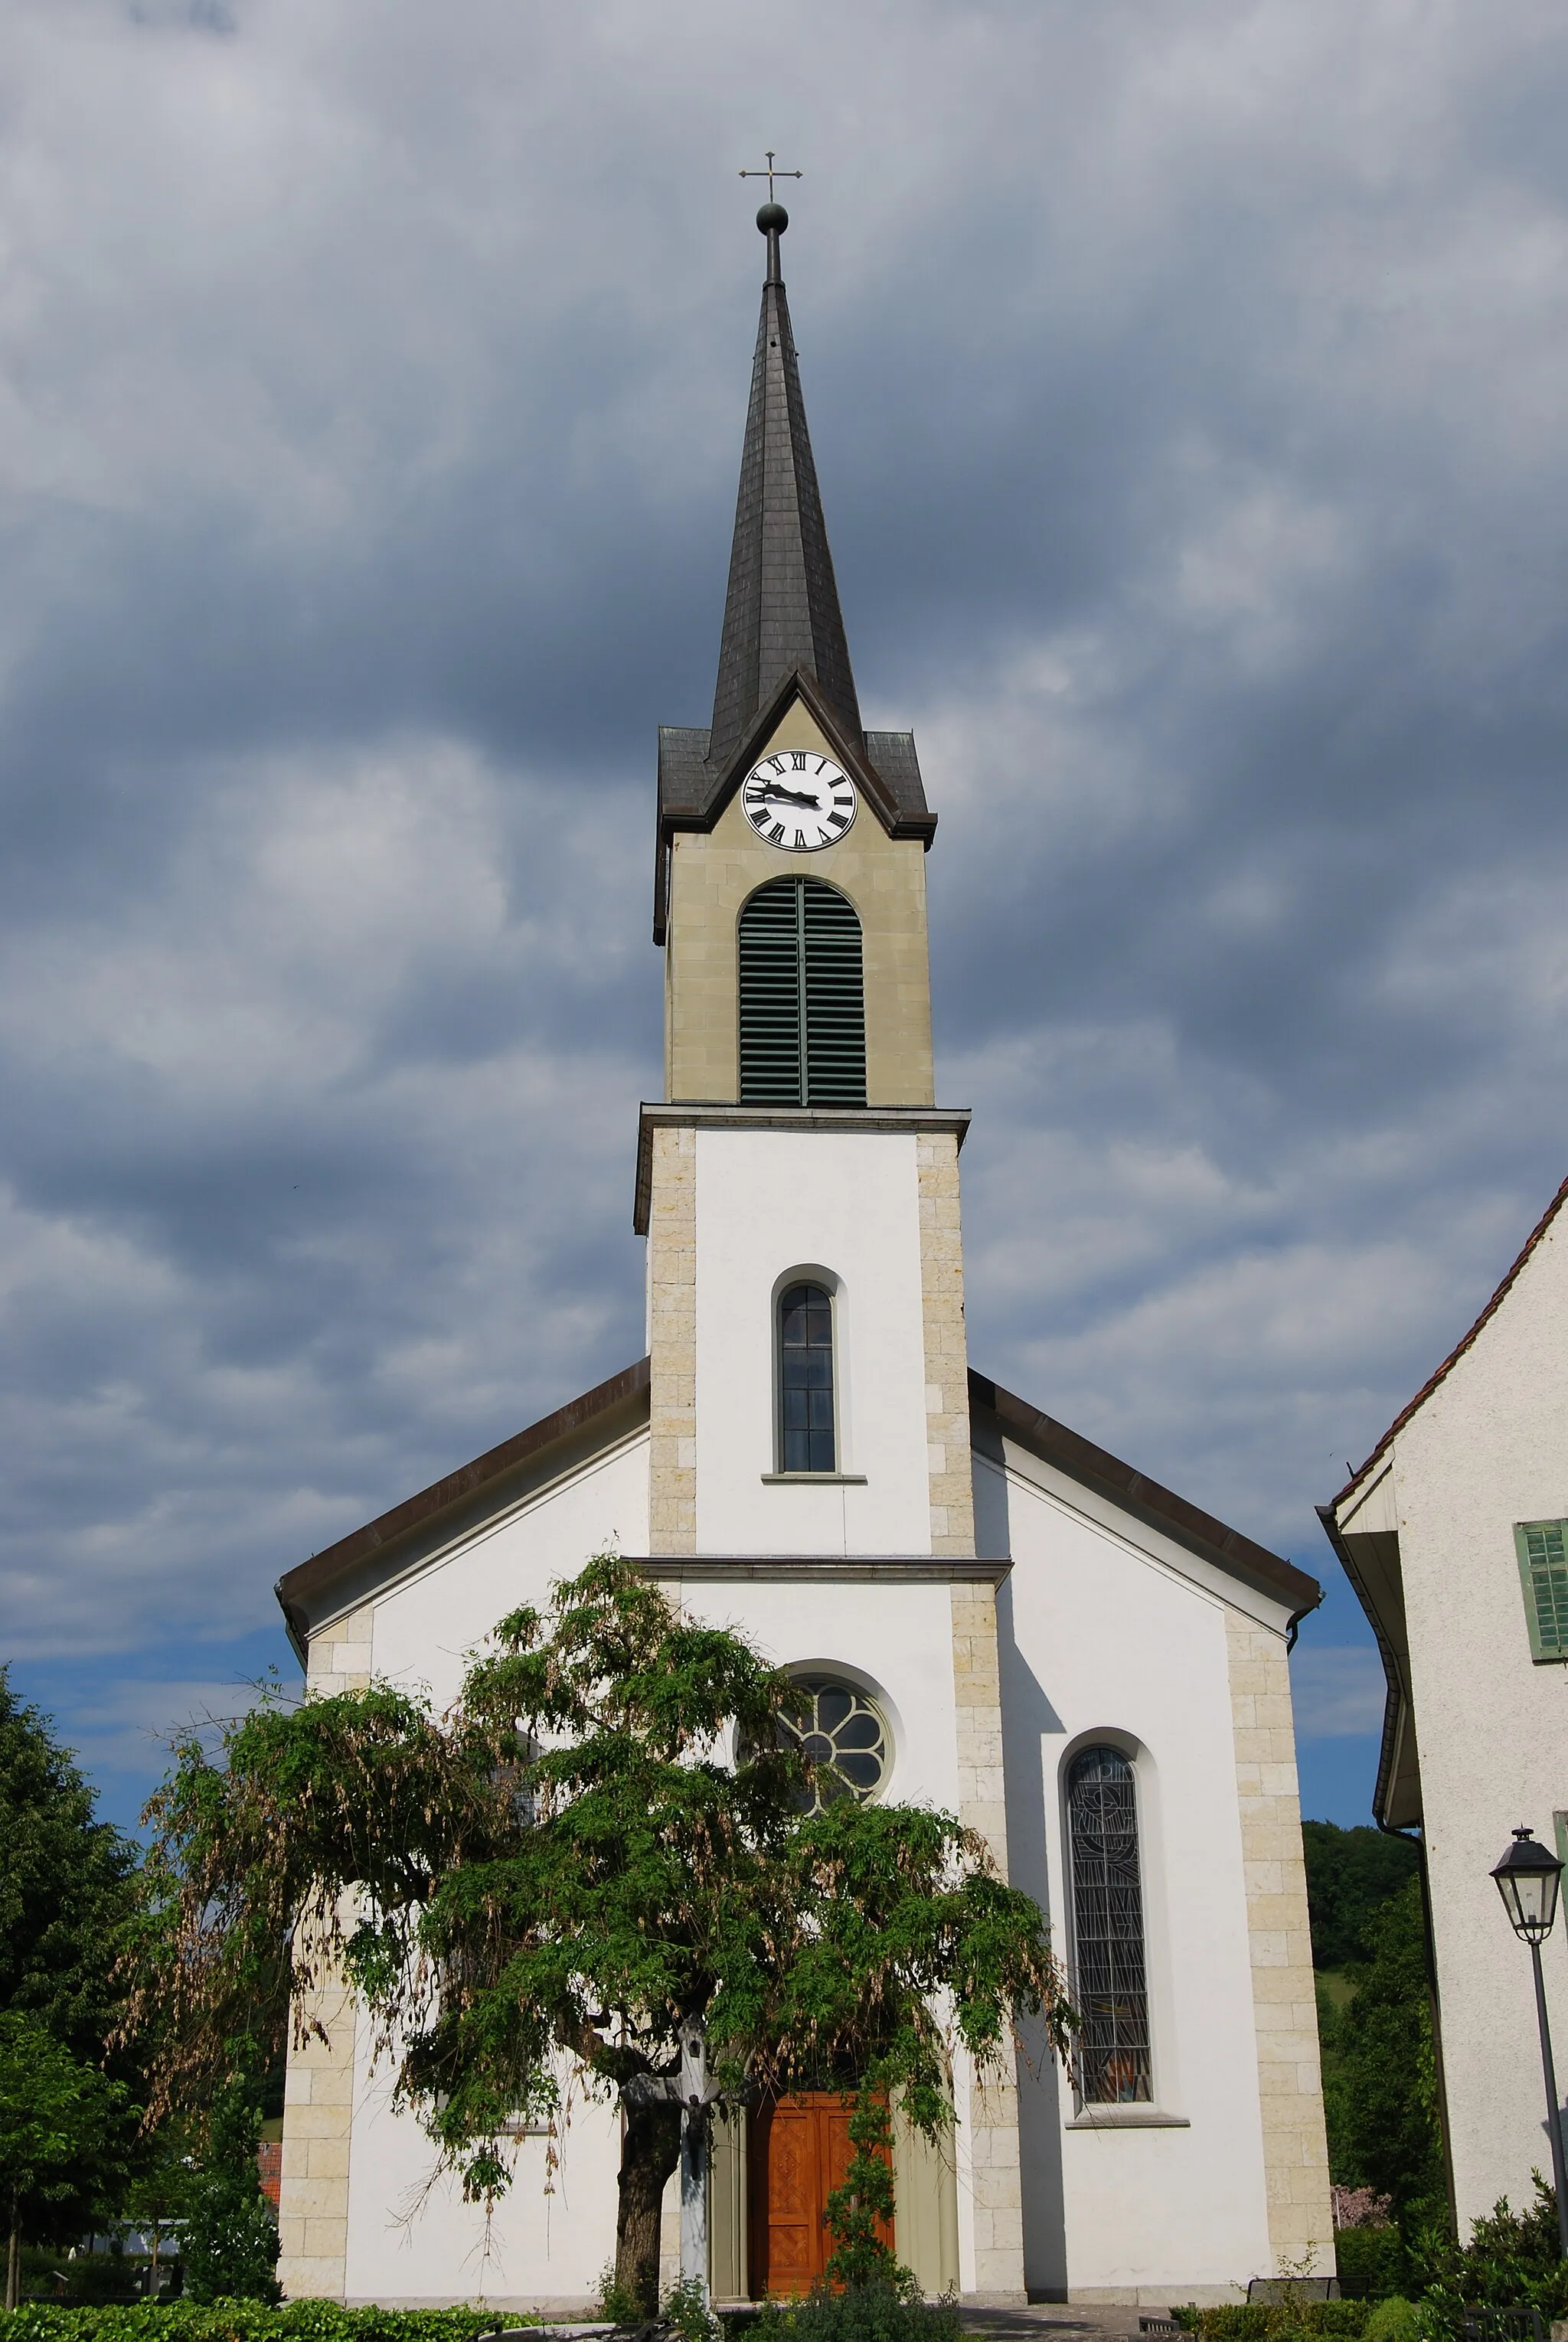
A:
778,1281,835,1472
738,876,866,1106
1066,1746,1153,2103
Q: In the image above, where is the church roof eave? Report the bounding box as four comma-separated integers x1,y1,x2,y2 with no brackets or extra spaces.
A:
274,1356,652,1658
1330,1170,1568,1510
970,1368,1322,1626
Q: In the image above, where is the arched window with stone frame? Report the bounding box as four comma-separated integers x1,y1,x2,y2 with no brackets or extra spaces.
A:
737,874,866,1106
1065,1743,1153,2104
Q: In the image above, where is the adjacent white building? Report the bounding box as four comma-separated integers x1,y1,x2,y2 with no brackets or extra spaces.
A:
273,207,1333,2312
1323,1175,1568,2236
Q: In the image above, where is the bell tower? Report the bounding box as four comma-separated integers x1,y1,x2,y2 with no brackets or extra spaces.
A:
637,198,976,1571
654,201,939,1112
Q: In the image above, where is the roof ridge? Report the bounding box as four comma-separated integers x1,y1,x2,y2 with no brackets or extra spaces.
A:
1333,1170,1568,1507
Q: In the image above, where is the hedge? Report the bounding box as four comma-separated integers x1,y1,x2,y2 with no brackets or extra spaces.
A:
1171,2306,1374,2341
0,2310,536,2342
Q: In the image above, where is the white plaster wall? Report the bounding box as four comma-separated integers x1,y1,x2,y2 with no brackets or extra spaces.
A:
987,1450,1275,2299
660,1573,961,1808
369,1433,650,1699
693,1128,931,1555
1383,1219,1568,2231
345,2053,622,2308
336,1433,649,2304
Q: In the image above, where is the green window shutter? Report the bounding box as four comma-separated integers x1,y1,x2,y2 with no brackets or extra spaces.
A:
1515,1520,1568,1663
738,879,807,1103
801,881,866,1106
737,876,866,1107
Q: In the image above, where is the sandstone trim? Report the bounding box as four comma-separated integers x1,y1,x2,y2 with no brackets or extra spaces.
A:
1226,1611,1334,2273
951,1576,1025,2302
648,1122,698,1555
276,1608,374,2303
920,1132,975,1558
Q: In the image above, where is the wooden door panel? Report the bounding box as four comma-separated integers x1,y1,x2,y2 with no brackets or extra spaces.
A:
749,2093,895,2298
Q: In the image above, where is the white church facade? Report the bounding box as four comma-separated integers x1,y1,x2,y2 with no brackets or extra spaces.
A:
273,204,1333,2311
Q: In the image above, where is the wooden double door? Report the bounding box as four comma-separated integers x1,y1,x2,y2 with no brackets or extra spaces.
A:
747,2093,895,2298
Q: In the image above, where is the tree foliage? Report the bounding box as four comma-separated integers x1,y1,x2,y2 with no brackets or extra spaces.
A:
0,1675,141,2066
0,1678,146,2294
1301,1823,1421,1975
0,2014,129,2311
180,2081,279,2307
135,1556,1071,2312
1317,1878,1444,2222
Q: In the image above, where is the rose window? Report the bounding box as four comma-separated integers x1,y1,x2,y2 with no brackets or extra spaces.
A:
782,1676,889,1814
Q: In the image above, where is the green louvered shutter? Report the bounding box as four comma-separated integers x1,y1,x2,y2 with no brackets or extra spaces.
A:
738,877,866,1107
801,880,866,1106
738,879,805,1102
1516,1520,1568,1662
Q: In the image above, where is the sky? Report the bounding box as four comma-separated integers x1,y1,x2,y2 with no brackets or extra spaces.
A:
4,0,1567,1836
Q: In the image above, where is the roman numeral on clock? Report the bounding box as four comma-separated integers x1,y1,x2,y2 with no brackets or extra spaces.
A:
768,821,785,842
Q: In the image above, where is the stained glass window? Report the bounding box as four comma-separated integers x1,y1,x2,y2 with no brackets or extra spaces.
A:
779,1281,835,1473
782,1676,889,1814
1067,1745,1153,2103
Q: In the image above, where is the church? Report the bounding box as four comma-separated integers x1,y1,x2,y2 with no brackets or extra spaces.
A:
272,200,1333,2311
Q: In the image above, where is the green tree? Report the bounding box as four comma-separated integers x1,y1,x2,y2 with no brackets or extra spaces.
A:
180,2076,280,2304
0,1673,141,2062
1302,1821,1422,1972
0,2011,128,2311
135,1555,1071,2315
1318,1876,1445,2220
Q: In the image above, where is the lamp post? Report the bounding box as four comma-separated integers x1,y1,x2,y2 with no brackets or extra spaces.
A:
1491,1826,1568,2256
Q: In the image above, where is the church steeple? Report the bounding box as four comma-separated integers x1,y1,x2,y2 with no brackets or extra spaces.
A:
707,202,864,777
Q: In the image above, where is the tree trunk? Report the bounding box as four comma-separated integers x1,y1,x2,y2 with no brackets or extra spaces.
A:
615,2099,681,2318
6,2203,20,2315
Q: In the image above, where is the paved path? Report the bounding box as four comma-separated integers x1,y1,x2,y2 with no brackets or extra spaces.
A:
959,2307,1173,2342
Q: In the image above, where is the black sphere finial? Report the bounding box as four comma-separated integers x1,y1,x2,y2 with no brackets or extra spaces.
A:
756,201,789,236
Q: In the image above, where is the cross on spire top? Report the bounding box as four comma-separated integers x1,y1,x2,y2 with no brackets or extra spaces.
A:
738,149,802,207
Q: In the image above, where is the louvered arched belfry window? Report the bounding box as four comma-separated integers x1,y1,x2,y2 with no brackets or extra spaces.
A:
738,876,866,1106
1066,1746,1153,2103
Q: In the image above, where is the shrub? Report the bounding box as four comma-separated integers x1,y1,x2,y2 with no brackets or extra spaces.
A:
0,2309,523,2342
1360,2301,1421,2342
1171,2305,1370,2342
750,2282,961,2342
1336,2229,1409,2302
1410,2179,1568,2331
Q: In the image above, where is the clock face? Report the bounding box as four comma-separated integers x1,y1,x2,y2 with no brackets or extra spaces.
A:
740,752,858,851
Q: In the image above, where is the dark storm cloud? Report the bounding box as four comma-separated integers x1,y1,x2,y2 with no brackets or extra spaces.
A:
4,0,1568,1733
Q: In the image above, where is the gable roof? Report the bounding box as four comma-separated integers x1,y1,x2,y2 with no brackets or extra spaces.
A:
1333,1171,1568,1508
271,1353,1318,1658
971,1369,1321,1622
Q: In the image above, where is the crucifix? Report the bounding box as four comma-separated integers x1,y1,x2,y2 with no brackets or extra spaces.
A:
738,149,802,205
625,2019,725,2304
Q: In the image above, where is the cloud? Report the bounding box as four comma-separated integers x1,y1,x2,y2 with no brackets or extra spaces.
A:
2,0,1567,1707
48,1676,276,1782
1290,1646,1390,1742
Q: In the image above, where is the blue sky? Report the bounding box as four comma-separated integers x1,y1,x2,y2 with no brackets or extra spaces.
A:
6,0,1568,1843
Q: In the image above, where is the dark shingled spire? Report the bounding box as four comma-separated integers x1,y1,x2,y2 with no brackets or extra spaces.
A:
707,206,864,777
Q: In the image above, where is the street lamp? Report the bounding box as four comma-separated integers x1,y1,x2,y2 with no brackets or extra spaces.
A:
1491,1826,1568,2255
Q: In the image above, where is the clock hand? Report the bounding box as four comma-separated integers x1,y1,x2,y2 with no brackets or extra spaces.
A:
748,785,822,808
